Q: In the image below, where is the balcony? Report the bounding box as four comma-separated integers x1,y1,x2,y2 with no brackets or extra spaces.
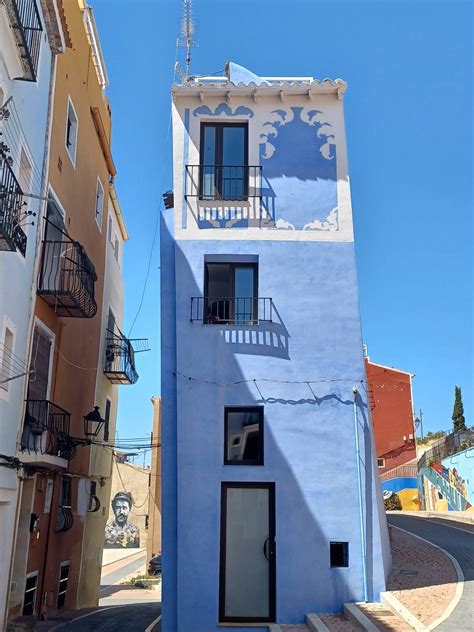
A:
190,296,273,325
185,165,262,202
0,149,27,256
3,0,43,81
21,399,76,467
37,233,98,318
104,325,143,385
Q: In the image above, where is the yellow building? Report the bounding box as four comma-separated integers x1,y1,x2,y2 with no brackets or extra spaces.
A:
7,0,140,621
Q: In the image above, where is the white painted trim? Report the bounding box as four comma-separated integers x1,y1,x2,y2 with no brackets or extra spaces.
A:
31,317,56,401
389,524,464,631
144,614,162,632
366,360,414,377
65,95,78,169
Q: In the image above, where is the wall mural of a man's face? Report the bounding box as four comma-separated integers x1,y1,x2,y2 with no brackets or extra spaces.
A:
114,499,130,526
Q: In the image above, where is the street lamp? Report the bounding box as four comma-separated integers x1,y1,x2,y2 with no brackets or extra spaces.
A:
83,406,105,438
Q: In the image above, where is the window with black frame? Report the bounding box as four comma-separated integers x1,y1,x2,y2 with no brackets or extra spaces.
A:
224,407,263,465
200,123,248,200
204,262,258,324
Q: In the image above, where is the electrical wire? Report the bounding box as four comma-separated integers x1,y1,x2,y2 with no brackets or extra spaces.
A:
127,40,179,338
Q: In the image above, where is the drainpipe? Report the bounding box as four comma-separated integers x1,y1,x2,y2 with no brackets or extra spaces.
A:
353,387,368,602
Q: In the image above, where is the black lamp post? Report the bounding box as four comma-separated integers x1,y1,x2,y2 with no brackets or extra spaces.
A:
83,406,105,438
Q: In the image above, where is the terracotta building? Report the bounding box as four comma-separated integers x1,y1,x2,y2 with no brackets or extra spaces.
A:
147,397,162,562
365,355,417,475
6,1,141,622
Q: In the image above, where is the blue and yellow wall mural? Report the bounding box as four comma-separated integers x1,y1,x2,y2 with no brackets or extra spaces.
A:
419,446,474,512
381,478,419,511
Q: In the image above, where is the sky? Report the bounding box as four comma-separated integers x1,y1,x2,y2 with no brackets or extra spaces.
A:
92,0,472,449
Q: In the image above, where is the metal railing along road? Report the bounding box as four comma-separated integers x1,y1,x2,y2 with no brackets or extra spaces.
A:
5,0,43,81
37,231,98,318
0,149,27,256
190,296,273,325
22,399,76,461
185,165,262,201
418,429,474,470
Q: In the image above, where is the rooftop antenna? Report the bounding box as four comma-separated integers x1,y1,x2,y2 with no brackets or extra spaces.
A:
177,0,198,82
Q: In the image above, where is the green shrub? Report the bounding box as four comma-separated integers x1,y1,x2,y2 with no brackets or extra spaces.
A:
384,493,402,511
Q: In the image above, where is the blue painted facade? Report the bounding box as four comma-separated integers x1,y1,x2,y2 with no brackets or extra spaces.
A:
161,66,390,631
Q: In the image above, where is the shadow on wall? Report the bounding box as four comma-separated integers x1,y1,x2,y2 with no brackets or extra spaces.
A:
163,230,387,628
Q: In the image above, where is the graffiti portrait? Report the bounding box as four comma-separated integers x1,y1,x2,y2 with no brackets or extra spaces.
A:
104,491,140,548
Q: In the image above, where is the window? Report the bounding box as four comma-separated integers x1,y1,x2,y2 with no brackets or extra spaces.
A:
57,562,70,609
114,236,119,262
103,398,111,442
107,214,113,241
0,326,14,391
65,97,78,167
204,262,258,324
27,324,53,401
330,542,349,568
200,123,248,200
224,407,263,465
22,572,38,616
377,458,385,468
60,476,72,508
95,178,104,229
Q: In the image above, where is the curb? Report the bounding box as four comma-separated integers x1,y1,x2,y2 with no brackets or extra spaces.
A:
306,612,331,632
343,603,380,632
381,591,425,631
388,524,465,631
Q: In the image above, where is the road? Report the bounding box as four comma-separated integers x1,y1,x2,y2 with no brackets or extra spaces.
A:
388,514,474,632
100,552,147,594
55,602,161,631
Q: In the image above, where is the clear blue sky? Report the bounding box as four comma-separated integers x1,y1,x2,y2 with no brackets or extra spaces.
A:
93,0,472,446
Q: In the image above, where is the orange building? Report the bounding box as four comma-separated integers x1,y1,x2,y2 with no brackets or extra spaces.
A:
7,1,140,622
365,355,417,475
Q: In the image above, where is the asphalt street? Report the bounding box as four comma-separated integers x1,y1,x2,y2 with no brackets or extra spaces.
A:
55,602,161,631
387,514,474,632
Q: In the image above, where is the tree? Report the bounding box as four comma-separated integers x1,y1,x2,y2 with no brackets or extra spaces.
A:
452,386,466,432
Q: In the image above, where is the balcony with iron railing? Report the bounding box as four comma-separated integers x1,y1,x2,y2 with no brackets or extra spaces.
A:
0,149,27,256
190,296,273,325
185,165,262,202
103,326,143,385
418,429,474,470
21,399,76,467
3,0,43,81
37,227,98,318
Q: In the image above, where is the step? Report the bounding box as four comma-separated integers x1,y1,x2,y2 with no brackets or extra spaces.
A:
308,612,358,631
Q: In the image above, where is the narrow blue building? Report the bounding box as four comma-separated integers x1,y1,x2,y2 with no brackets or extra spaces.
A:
161,62,391,631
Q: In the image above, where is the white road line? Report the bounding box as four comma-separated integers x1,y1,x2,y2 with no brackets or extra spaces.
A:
389,523,465,631
144,613,162,632
50,605,125,630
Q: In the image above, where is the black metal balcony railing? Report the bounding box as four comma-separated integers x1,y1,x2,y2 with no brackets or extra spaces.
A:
56,506,74,533
21,399,76,461
0,150,27,256
185,165,262,201
5,0,43,81
104,326,140,385
190,297,273,325
37,232,98,318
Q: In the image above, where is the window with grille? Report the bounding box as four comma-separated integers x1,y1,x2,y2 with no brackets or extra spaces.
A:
57,562,70,609
22,572,38,616
27,325,53,400
330,542,349,568
65,98,78,167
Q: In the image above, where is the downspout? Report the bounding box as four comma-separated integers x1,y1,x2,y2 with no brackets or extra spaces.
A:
353,387,368,602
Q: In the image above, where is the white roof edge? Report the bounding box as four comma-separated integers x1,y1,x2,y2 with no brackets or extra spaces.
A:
366,359,415,378
172,79,347,95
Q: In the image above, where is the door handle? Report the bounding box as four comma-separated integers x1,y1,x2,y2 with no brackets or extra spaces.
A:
263,536,270,560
